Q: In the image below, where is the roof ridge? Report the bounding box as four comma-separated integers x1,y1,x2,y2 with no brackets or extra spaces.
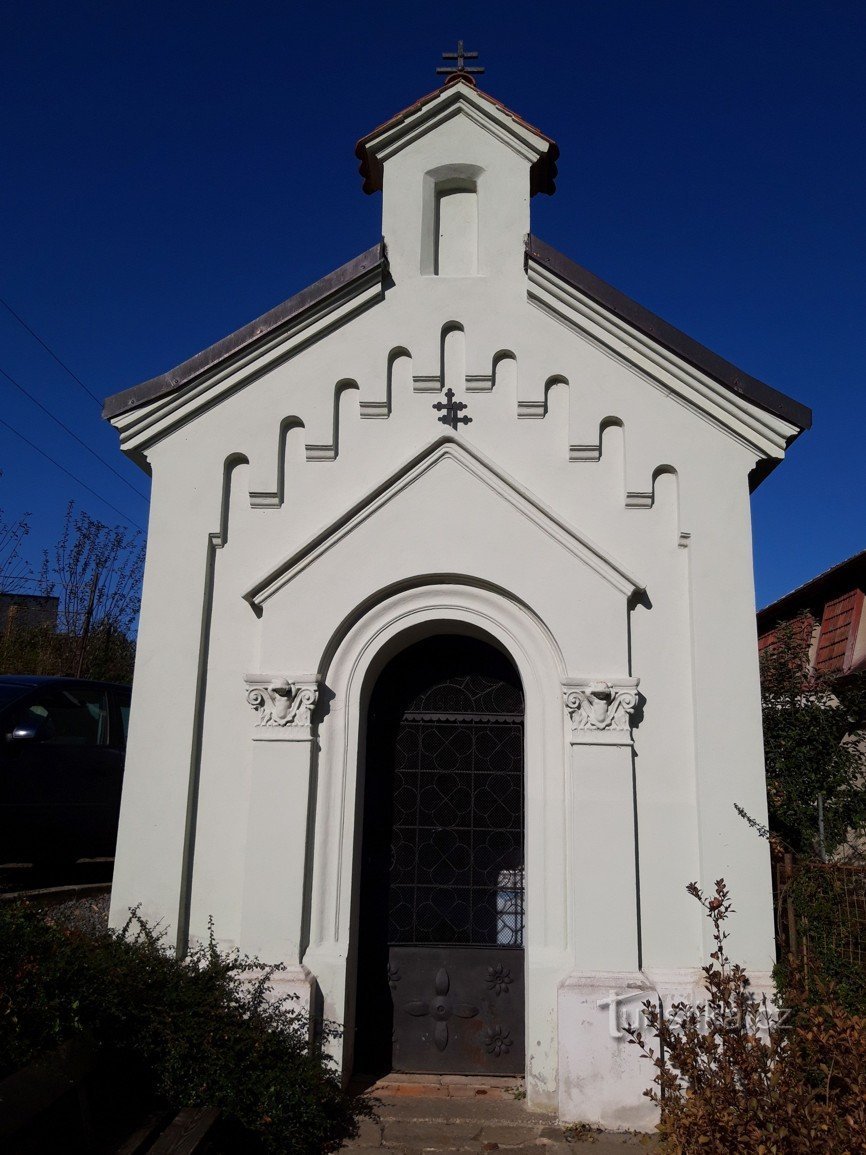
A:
758,548,866,617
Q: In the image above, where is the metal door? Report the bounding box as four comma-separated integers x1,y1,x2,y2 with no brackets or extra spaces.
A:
354,636,525,1076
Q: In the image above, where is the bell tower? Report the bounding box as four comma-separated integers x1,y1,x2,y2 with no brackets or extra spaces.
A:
355,50,558,292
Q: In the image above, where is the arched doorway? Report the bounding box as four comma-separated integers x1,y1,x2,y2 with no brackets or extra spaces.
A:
353,633,525,1077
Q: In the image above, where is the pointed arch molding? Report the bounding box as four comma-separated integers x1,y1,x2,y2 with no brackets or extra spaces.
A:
243,436,645,609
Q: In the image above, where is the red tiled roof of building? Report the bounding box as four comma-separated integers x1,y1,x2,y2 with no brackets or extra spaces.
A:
758,550,866,627
815,591,865,674
757,550,866,678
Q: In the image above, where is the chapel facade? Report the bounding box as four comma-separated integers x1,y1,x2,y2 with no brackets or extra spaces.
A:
104,70,811,1127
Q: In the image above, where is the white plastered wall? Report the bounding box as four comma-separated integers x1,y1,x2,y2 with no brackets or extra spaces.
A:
109,89,795,1128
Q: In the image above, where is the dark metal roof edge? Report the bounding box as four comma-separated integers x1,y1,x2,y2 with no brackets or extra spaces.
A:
525,236,813,434
103,242,388,421
757,548,866,625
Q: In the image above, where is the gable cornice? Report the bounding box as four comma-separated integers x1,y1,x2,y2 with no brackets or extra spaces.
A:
525,245,804,467
244,435,644,609
526,236,810,432
105,244,386,457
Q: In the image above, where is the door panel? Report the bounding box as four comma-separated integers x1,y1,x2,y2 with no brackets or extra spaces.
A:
391,945,524,1074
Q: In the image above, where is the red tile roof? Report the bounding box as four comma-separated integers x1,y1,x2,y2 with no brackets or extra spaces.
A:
355,75,559,197
815,591,865,674
757,550,866,678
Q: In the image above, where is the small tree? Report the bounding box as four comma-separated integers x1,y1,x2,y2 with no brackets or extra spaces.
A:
760,612,866,857
45,502,144,679
0,503,144,682
41,503,144,682
0,472,33,595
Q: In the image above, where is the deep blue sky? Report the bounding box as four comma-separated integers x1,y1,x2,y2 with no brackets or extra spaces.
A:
1,1,863,608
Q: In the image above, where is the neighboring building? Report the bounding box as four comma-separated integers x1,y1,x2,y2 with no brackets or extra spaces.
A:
758,550,866,680
103,66,810,1126
0,592,59,635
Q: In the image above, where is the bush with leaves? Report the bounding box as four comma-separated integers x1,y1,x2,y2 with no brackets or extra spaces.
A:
625,880,866,1154
0,902,371,1153
733,808,866,1014
779,860,866,1014
760,612,866,857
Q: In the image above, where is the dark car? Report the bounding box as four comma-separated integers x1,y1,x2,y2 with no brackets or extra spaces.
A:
0,676,130,865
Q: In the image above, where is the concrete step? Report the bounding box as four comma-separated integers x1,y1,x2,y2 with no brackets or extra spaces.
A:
342,1088,655,1152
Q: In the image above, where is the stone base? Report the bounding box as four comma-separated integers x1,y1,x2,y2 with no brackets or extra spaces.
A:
557,968,777,1130
259,965,315,1045
557,971,658,1131
557,970,693,1130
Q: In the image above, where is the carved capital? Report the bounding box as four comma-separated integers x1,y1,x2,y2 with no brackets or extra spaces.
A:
562,678,640,746
244,674,319,741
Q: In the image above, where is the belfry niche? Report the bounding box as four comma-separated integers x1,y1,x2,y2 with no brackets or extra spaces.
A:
104,50,810,1127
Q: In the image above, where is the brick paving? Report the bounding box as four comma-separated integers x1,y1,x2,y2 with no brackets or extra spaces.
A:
343,1077,655,1153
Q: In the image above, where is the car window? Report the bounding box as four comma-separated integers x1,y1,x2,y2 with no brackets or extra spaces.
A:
0,684,31,708
16,688,109,746
115,691,131,748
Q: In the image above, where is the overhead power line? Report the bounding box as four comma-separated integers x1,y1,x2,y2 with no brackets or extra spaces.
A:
0,365,149,503
0,295,103,407
0,415,144,532
1,576,51,589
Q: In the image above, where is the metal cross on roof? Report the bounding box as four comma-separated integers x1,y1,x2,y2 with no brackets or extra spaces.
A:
436,40,484,79
433,388,471,430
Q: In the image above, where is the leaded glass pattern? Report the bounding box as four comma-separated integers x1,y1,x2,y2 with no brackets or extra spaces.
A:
387,671,525,947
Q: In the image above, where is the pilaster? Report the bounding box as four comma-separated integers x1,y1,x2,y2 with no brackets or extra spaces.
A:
564,677,640,972
240,674,320,996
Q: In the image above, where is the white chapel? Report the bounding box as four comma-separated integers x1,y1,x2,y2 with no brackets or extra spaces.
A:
104,63,811,1127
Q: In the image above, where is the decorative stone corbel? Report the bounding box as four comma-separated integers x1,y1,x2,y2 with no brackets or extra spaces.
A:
562,678,640,746
244,674,319,741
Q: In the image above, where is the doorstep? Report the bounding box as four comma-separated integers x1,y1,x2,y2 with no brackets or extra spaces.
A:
344,1078,655,1152
353,1073,524,1101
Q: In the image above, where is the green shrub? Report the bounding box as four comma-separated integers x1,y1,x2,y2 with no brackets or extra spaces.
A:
780,862,866,1014
0,903,372,1153
625,880,866,1154
759,614,866,857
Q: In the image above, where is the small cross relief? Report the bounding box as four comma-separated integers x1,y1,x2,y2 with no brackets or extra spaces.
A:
433,388,471,430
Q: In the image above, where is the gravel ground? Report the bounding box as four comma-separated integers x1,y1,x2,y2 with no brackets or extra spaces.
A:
43,893,111,934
